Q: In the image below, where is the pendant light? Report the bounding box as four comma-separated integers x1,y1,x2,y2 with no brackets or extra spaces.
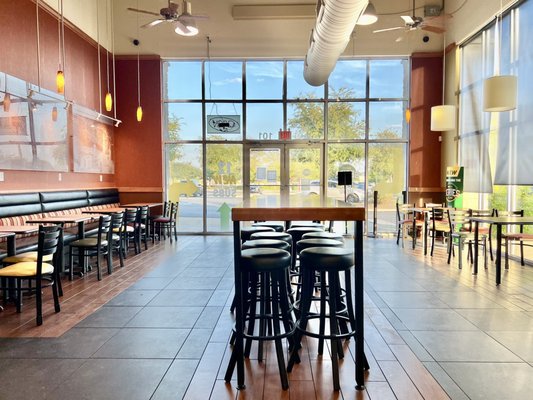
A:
104,0,112,112
431,34,456,131
483,0,517,112
56,0,65,94
52,106,58,121
136,0,142,122
356,2,378,26
3,93,11,112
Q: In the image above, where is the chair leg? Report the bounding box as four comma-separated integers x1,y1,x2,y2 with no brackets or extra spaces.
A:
106,245,113,275
69,247,74,281
52,278,61,313
36,277,43,326
458,239,463,269
505,239,510,269
96,248,102,281
520,241,525,266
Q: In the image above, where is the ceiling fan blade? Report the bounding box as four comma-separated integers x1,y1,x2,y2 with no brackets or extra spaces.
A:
422,25,446,34
401,15,415,24
373,26,405,33
127,7,161,17
141,19,165,28
189,14,209,20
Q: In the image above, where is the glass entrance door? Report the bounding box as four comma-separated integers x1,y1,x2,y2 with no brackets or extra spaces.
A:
246,144,323,207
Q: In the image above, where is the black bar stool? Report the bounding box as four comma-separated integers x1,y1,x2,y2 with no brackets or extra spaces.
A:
287,246,366,391
287,227,324,270
252,222,285,232
302,231,345,242
241,226,275,242
225,247,294,390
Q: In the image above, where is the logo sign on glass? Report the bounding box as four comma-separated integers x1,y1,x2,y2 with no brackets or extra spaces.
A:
207,115,240,134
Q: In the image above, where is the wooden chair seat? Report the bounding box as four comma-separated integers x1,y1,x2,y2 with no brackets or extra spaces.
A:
3,251,53,264
0,261,54,277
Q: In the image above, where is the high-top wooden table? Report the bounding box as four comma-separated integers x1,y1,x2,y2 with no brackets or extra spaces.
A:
226,206,367,390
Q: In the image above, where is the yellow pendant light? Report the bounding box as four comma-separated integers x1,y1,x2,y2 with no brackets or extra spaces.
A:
105,92,113,112
135,0,142,122
405,108,411,124
3,93,11,112
56,70,65,94
136,106,143,122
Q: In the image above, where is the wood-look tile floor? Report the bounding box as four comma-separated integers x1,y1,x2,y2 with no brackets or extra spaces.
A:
1,236,533,399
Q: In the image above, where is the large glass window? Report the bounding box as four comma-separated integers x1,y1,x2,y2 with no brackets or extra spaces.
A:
163,58,409,233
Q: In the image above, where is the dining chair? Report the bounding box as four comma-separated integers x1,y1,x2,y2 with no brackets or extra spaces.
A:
68,215,112,281
0,225,62,325
395,202,422,248
471,209,495,261
447,209,487,269
153,201,178,243
427,206,450,256
495,209,530,267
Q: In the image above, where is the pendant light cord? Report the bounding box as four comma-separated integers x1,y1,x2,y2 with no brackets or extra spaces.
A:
61,0,65,76
106,0,110,93
111,0,117,119
137,0,141,107
442,34,446,105
97,0,102,114
36,0,41,88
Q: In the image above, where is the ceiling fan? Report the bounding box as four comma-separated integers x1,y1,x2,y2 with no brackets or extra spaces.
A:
373,0,449,36
127,0,208,36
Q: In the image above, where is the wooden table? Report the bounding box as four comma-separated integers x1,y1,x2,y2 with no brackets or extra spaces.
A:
226,207,367,390
0,225,40,255
120,202,163,208
83,207,127,214
471,216,533,284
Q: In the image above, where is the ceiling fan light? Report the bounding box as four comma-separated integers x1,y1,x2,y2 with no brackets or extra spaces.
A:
357,2,378,25
483,75,517,112
431,105,456,131
174,19,198,36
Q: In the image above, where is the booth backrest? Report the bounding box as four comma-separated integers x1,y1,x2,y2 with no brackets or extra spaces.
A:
41,190,89,213
88,189,120,206
0,193,42,218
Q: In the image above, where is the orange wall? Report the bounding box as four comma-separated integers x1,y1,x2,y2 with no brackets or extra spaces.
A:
114,57,163,203
409,53,444,204
0,0,116,192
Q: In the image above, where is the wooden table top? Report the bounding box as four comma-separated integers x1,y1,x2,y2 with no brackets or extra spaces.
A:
0,231,15,238
27,214,96,224
232,207,365,222
82,207,126,214
470,216,533,225
0,225,40,234
120,203,163,208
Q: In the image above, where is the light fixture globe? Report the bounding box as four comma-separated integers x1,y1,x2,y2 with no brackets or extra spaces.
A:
174,18,198,36
105,92,113,112
431,105,456,131
483,75,517,112
3,93,11,112
56,70,65,94
356,2,378,25
136,105,143,122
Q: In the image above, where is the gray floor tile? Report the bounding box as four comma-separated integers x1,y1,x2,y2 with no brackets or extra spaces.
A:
180,268,228,278
148,289,213,307
366,278,427,292
47,359,171,400
434,291,505,309
92,328,190,358
440,362,533,400
129,277,172,290
0,358,85,400
391,309,478,331
177,328,213,359
377,291,448,309
167,276,222,290
423,361,469,400
0,328,117,359
194,306,224,329
207,289,231,306
76,306,142,328
412,330,521,362
456,309,533,331
106,289,159,306
151,359,199,400
126,306,203,328
488,331,533,362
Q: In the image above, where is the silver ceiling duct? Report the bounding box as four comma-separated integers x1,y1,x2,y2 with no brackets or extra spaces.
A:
304,0,369,86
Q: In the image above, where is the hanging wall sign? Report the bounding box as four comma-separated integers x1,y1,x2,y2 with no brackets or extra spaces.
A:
446,166,464,208
207,115,241,134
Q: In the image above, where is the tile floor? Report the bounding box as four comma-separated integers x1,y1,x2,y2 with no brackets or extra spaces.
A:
0,236,533,399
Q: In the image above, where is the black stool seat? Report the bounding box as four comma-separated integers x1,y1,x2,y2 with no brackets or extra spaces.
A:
289,222,325,230
251,231,292,244
252,222,285,232
296,238,344,253
241,226,275,242
240,248,291,272
242,239,291,253
300,247,353,271
302,231,344,242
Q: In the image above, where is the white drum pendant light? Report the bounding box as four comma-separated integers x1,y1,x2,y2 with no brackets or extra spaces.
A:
483,0,517,112
431,105,456,131
483,75,517,112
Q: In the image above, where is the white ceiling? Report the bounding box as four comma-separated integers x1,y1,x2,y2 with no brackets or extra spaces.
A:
45,0,514,59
